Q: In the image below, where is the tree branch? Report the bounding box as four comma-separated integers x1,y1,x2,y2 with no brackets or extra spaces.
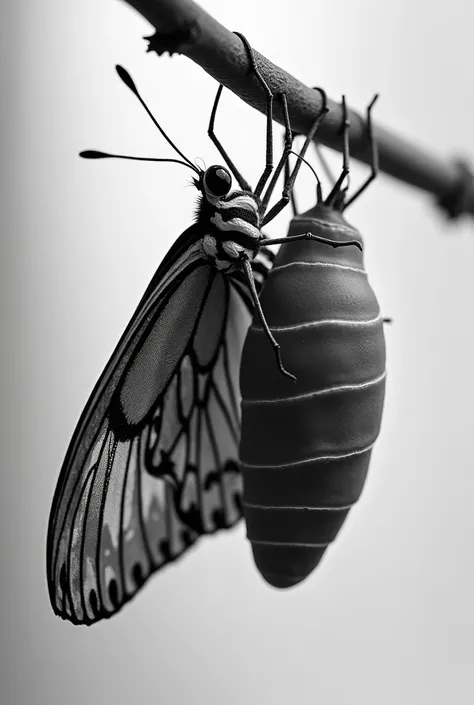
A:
122,0,474,220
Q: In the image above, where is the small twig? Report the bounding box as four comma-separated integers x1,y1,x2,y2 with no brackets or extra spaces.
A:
122,0,474,220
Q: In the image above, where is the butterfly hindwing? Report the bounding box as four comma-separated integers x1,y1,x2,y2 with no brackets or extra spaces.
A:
47,228,274,625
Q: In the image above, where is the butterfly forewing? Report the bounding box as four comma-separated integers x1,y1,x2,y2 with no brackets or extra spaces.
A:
47,227,274,625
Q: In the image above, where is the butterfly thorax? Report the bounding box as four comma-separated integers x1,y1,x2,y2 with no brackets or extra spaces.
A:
198,191,262,272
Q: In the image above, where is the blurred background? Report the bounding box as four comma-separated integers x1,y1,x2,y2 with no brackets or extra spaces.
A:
2,1,474,703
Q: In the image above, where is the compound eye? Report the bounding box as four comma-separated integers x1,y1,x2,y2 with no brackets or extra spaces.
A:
203,165,232,198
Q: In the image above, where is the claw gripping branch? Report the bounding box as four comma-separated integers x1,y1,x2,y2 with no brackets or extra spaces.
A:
123,0,474,221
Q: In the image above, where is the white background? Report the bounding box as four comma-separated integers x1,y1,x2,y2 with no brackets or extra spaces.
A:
2,1,474,703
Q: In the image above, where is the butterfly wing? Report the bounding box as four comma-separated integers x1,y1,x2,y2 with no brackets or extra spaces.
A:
47,226,274,625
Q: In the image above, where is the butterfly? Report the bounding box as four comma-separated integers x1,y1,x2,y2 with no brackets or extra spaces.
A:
46,33,331,625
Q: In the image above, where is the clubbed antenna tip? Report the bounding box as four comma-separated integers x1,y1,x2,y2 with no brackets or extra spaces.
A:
80,150,110,159
115,65,138,96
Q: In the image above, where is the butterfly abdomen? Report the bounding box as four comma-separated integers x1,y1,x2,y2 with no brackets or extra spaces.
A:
239,204,386,588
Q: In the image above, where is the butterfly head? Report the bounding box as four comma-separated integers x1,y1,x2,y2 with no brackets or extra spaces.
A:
198,165,262,272
201,165,233,204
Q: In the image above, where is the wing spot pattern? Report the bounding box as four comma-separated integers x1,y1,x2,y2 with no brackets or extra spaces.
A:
159,539,172,562
108,579,119,608
132,563,144,588
89,589,99,617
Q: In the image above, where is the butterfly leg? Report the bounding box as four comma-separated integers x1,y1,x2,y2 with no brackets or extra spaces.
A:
208,83,252,192
242,258,296,382
261,88,328,227
287,142,299,217
259,233,362,251
343,94,379,209
289,90,336,206
234,32,275,199
260,92,294,216
325,95,351,209
314,142,336,188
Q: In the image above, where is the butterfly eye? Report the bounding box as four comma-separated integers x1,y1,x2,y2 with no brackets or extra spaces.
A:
203,166,232,198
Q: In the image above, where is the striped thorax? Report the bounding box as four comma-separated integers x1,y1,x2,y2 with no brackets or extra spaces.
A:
198,166,262,272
